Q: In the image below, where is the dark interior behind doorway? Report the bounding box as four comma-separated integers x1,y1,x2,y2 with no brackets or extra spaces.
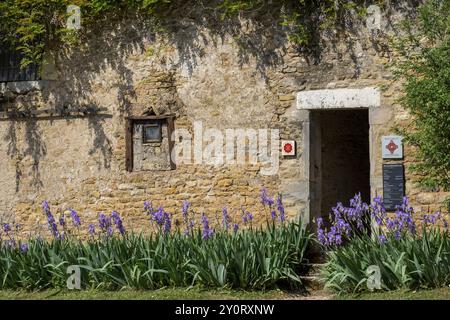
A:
310,109,370,219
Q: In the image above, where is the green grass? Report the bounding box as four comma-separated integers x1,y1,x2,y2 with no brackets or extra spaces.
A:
1,287,448,300
0,288,295,300
337,287,450,300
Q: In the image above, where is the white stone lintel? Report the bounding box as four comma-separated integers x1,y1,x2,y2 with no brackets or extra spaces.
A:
4,80,49,94
296,87,380,110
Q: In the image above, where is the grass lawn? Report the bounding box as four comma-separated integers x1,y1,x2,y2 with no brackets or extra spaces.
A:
0,287,448,300
336,287,450,300
0,287,303,300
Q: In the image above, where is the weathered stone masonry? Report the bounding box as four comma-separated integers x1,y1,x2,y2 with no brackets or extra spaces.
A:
0,8,448,235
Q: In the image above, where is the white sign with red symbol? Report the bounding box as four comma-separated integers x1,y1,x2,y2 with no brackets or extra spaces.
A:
381,136,403,159
282,140,296,156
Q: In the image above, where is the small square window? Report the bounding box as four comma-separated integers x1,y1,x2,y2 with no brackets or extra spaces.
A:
143,123,161,143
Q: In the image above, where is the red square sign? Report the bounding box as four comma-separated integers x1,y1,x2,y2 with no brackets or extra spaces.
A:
282,140,296,156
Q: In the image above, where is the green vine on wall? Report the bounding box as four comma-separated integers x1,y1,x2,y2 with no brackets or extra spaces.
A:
0,0,383,67
390,0,450,195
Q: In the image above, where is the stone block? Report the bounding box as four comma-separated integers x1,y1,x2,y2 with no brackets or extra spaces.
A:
297,87,380,110
6,80,48,94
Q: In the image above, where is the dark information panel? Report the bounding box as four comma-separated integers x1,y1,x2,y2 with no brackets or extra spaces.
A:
382,164,405,211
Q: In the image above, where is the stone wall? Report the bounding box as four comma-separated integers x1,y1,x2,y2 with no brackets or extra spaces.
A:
0,4,448,237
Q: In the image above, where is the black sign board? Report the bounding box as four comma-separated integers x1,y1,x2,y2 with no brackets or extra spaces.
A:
382,164,405,211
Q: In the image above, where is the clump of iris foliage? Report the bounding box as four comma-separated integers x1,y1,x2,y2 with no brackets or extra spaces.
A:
0,189,312,291
319,194,450,293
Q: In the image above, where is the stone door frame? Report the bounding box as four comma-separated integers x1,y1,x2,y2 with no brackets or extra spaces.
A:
296,87,382,224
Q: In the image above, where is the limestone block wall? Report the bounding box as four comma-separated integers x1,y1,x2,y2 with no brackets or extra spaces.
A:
0,7,448,236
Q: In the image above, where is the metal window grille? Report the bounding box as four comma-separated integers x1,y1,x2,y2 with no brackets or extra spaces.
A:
0,47,40,82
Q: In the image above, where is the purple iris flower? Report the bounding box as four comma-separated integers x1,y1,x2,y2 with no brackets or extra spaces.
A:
144,201,153,214
98,213,110,230
317,193,377,247
88,224,95,235
242,209,253,224
317,217,323,228
371,196,386,226
42,201,59,238
111,211,119,222
201,213,214,239
317,227,327,246
153,207,166,227
422,212,441,225
117,222,125,235
42,201,51,215
163,211,171,234
271,210,277,220
334,233,343,245
336,218,351,237
182,200,190,220
222,207,230,231
386,218,395,230
59,215,66,227
276,194,285,222
111,211,126,235
187,219,195,235
378,234,387,244
70,209,81,227
183,218,195,236
393,197,416,235
20,243,29,253
3,223,11,233
260,188,274,206
98,213,114,237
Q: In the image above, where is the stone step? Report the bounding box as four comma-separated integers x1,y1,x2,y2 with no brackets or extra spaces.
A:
301,263,325,290
306,263,324,276
305,263,324,275
300,275,325,290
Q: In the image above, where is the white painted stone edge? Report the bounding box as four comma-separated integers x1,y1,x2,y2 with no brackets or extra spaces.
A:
0,80,49,94
296,87,381,110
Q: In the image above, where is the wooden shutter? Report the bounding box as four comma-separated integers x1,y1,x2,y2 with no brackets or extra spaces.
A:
125,118,133,172
167,116,176,170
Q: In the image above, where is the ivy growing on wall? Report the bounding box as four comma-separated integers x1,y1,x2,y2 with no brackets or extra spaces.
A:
0,0,382,67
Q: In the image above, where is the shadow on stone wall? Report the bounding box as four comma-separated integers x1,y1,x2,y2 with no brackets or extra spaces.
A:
4,121,22,192
24,119,47,189
88,116,113,170
4,120,47,192
1,0,420,192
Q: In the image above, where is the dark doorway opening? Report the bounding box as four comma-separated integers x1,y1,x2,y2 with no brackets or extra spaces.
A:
310,109,370,220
